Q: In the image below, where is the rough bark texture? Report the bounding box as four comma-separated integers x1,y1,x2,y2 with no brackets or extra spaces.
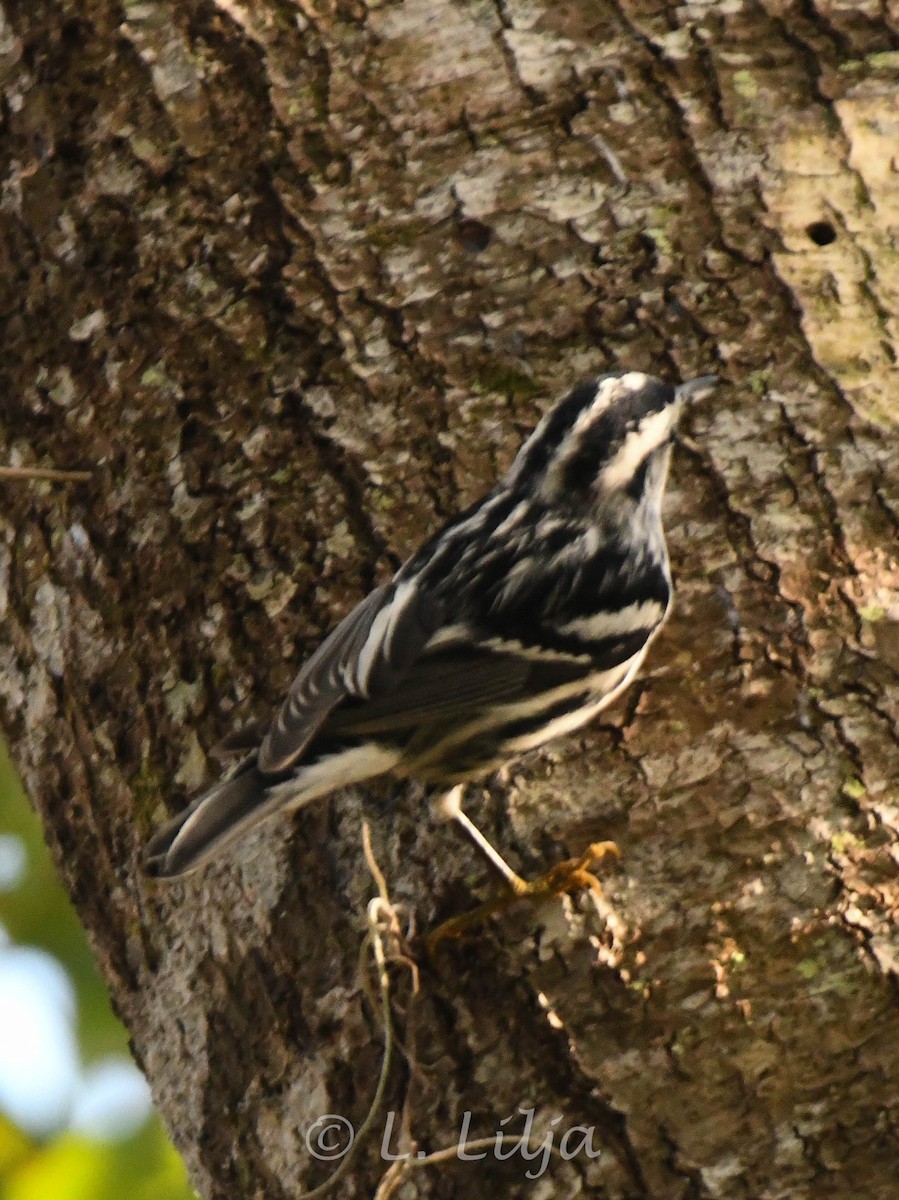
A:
2,1,898,1197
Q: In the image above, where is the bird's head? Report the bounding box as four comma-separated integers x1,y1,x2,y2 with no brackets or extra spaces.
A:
509,371,715,515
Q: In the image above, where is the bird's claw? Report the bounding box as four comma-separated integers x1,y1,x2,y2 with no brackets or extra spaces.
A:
426,840,620,955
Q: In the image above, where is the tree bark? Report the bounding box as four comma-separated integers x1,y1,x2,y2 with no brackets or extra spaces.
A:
2,1,898,1197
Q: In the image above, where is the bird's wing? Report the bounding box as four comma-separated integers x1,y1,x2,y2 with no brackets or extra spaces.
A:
314,557,664,744
257,580,442,772
324,639,600,738
322,644,530,735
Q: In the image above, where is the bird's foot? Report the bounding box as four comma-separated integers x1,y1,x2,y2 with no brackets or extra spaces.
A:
426,840,620,954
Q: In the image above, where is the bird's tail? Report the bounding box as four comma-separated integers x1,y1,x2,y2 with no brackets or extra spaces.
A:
145,742,400,878
145,764,277,877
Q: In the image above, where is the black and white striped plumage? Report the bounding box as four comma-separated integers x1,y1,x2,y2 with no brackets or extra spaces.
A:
147,371,714,876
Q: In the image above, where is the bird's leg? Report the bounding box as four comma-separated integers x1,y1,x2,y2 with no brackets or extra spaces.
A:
430,784,531,893
427,785,620,953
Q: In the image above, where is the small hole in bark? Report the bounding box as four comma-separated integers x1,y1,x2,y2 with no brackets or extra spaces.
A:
806,221,837,246
456,219,493,253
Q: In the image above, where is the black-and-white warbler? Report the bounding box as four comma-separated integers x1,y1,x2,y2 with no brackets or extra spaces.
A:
147,371,716,888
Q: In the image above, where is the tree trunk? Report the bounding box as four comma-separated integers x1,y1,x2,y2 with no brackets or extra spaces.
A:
2,2,897,1197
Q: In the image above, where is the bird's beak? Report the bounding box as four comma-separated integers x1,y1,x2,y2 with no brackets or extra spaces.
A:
675,375,720,404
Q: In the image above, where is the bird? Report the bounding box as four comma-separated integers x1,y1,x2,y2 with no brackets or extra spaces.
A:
147,371,716,929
